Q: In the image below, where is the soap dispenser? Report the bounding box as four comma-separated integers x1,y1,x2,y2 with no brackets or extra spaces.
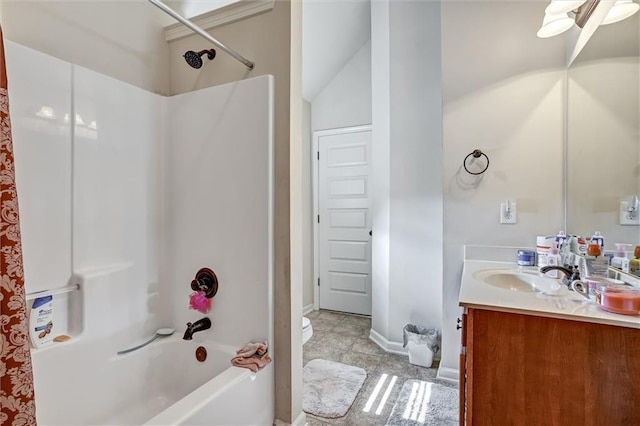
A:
555,230,568,250
612,244,631,273
545,242,562,278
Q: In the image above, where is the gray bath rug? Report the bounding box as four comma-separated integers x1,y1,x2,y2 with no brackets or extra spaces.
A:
386,380,458,426
303,359,367,418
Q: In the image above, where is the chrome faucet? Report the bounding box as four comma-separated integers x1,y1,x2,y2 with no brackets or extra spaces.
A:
183,317,211,340
540,265,580,286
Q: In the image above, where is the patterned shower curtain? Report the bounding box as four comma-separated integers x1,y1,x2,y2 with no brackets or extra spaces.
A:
0,25,37,426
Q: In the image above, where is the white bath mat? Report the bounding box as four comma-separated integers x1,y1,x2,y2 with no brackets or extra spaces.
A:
386,380,458,426
303,359,367,418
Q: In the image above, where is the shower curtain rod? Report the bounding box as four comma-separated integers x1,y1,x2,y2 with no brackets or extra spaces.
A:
147,0,255,70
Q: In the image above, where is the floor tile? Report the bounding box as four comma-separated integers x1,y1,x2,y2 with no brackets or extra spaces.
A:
306,330,326,346
340,351,384,375
341,315,371,329
375,353,423,379
305,416,329,426
311,318,338,332
351,338,386,356
331,322,369,338
317,310,349,322
344,373,404,425
302,310,456,425
306,310,322,320
320,333,357,351
305,413,347,426
304,344,344,364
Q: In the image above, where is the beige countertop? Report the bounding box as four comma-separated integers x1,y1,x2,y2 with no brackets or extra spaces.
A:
459,253,640,330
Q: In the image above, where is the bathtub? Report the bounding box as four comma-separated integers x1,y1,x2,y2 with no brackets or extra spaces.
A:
31,335,274,425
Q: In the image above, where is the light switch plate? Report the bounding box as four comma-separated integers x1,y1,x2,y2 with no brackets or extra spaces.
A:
500,202,517,224
620,201,640,225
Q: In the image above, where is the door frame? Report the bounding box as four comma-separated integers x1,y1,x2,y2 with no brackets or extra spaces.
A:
312,124,373,311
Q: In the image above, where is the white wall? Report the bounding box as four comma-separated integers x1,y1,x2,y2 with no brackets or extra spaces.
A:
388,1,443,345
440,1,566,377
371,0,391,342
302,100,314,310
311,40,371,131
370,1,443,352
2,1,171,94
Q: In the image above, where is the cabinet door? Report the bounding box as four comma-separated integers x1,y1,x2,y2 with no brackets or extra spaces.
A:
458,313,465,426
459,308,472,426
469,309,640,425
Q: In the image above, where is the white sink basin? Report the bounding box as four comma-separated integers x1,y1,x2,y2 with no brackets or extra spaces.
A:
473,269,564,294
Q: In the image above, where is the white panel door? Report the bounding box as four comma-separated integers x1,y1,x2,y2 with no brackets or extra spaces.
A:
318,129,372,315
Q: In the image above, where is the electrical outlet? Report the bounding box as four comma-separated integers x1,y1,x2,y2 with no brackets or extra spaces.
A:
500,202,517,224
620,201,640,225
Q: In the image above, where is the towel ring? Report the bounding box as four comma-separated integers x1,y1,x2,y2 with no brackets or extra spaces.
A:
463,149,489,175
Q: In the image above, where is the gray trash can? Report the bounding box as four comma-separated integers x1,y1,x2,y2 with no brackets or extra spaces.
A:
402,324,440,368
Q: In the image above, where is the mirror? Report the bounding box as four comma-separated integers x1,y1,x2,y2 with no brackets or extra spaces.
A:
567,12,640,251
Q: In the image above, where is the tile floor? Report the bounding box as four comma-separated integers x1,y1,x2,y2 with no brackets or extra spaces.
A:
303,310,458,426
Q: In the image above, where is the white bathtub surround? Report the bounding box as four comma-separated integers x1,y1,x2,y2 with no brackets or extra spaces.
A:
73,64,163,340
162,75,274,351
35,335,270,425
6,40,72,296
8,41,274,425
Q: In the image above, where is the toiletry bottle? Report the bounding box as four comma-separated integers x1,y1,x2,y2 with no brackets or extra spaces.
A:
591,231,605,253
612,244,631,273
545,243,562,279
555,230,569,265
536,235,555,268
555,230,568,251
587,241,601,257
584,242,609,277
630,246,640,277
29,295,54,348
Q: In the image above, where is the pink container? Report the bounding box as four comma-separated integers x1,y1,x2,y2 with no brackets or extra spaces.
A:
595,285,640,316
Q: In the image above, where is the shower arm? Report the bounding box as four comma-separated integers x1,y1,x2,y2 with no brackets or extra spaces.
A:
147,0,255,70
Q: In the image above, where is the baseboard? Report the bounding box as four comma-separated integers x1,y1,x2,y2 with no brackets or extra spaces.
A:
274,411,306,426
436,366,460,385
302,304,314,315
369,329,408,356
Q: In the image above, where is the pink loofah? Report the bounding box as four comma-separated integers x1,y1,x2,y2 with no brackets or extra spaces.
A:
189,291,211,314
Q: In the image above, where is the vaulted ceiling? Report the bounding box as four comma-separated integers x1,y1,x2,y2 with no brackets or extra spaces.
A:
302,0,371,101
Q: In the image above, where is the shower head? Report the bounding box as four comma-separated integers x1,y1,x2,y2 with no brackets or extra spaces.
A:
183,49,216,69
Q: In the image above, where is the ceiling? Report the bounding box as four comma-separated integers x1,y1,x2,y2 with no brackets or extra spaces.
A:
164,0,238,19
162,0,371,102
302,0,371,101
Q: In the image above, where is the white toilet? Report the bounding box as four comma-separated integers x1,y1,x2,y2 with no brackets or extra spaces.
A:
302,316,313,345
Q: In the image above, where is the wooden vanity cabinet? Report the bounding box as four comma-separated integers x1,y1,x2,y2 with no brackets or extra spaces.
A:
459,307,640,426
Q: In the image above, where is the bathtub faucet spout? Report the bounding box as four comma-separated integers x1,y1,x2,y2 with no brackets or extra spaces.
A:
183,317,211,340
